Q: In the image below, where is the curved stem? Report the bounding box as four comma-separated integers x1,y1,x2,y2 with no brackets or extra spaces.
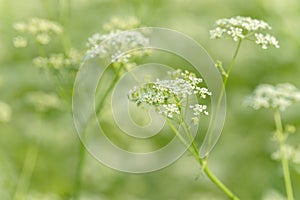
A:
223,39,242,87
202,165,240,200
274,109,294,200
72,67,121,200
203,39,242,156
167,118,240,200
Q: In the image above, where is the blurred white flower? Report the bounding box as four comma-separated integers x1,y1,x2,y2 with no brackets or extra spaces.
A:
13,18,63,47
102,16,141,32
0,101,12,123
85,30,149,62
36,33,51,45
245,83,300,111
25,91,61,112
32,48,82,71
13,36,28,48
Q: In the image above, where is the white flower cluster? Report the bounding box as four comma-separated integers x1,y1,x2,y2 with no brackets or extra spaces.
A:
102,16,141,32
210,16,279,49
85,16,149,67
13,18,63,47
0,101,12,123
272,144,300,165
159,104,180,118
25,91,61,112
128,69,211,121
33,48,82,71
190,104,208,116
245,83,300,111
86,31,149,61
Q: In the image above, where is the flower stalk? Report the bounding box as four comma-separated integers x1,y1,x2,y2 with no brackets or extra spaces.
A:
274,109,294,200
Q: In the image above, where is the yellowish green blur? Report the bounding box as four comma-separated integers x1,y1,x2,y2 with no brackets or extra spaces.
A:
0,0,300,199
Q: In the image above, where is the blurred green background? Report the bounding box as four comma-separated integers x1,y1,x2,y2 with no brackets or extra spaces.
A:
1,0,300,199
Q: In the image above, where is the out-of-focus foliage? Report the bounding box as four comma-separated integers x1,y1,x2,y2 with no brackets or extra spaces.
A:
0,0,300,199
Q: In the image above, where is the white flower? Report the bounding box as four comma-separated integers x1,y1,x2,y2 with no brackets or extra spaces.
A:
25,91,61,112
272,144,300,165
271,144,295,161
33,57,48,69
48,54,65,69
159,104,180,118
0,101,12,123
128,69,211,122
32,49,82,71
102,16,141,32
209,27,226,39
254,33,279,49
85,30,149,62
36,33,51,45
13,36,27,48
245,83,300,111
210,16,279,49
13,18,63,47
13,22,27,32
190,104,209,116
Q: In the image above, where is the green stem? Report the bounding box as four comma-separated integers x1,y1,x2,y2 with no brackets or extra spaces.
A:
12,145,39,200
167,119,240,200
223,39,242,87
12,139,40,200
72,68,121,199
59,0,72,53
204,39,242,156
73,140,86,200
274,109,294,200
202,165,240,200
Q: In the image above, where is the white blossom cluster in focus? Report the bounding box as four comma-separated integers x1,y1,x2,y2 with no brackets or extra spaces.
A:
13,18,63,47
85,16,149,65
128,69,211,122
245,83,300,111
210,16,279,49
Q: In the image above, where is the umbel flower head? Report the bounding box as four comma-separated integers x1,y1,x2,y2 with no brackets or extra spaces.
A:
13,18,63,47
128,69,211,122
33,48,82,71
245,83,300,111
85,16,150,68
210,16,279,49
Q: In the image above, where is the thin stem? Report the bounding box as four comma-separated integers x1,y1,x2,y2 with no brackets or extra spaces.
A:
204,39,242,156
167,118,240,200
72,67,121,199
166,119,198,158
59,0,72,53
12,144,39,200
223,39,243,87
202,165,240,200
73,140,86,200
274,109,294,200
